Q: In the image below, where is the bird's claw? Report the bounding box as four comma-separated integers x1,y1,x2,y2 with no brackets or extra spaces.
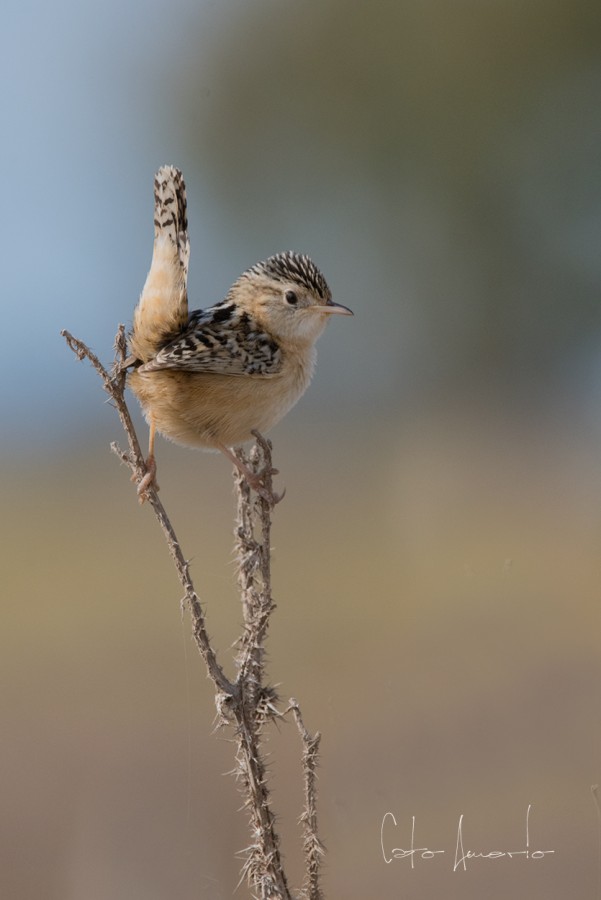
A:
244,466,285,506
132,456,159,503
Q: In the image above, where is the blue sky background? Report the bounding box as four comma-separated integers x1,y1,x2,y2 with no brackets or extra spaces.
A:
3,1,240,449
4,0,601,455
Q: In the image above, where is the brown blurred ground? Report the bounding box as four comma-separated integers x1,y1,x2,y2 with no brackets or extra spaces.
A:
3,398,600,898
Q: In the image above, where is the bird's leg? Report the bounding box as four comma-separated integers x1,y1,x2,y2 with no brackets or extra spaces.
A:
218,442,284,506
134,414,160,500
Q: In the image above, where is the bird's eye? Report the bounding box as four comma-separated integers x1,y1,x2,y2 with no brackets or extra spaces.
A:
284,290,298,306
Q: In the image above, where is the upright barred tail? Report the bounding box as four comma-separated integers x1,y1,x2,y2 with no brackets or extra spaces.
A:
154,165,190,281
130,166,190,363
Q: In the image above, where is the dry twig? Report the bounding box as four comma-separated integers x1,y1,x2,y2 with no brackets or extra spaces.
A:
290,700,325,900
61,327,324,900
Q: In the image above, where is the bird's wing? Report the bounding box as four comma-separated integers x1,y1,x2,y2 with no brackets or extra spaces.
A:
139,303,283,376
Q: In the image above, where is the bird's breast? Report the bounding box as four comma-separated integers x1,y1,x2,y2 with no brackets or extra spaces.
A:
129,345,316,449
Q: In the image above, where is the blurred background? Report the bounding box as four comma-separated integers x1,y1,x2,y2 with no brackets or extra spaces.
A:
3,1,601,897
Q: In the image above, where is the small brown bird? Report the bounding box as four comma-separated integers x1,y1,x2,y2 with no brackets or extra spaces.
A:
128,165,352,498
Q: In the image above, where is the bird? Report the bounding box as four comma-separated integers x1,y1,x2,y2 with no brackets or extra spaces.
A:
127,165,353,500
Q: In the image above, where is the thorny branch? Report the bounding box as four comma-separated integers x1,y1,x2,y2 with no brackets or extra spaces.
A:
61,327,324,900
290,701,325,900
61,326,230,695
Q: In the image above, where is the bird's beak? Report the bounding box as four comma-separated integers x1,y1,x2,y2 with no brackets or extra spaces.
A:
318,299,354,316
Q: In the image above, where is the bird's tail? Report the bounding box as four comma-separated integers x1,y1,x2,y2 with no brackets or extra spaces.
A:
153,165,190,280
130,166,190,363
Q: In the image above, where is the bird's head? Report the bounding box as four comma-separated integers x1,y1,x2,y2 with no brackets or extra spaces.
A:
230,252,353,345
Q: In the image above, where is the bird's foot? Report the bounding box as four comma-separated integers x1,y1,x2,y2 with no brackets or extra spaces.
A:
132,455,160,503
247,429,284,505
221,442,284,506
244,466,286,506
